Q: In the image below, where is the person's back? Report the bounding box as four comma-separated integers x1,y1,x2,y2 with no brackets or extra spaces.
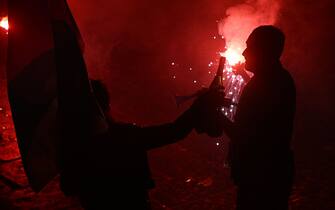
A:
80,118,154,209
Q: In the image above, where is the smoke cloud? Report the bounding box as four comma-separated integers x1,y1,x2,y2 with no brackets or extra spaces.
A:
218,0,282,57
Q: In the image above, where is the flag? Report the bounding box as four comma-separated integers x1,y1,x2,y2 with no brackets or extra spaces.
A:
7,0,106,193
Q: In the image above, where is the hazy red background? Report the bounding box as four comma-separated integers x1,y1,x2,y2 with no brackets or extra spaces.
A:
1,0,335,209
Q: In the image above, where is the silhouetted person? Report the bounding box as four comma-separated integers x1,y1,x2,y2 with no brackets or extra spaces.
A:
61,79,205,210
52,18,215,210
219,25,296,210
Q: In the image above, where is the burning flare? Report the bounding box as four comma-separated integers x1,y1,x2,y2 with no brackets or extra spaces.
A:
0,16,9,31
220,43,245,66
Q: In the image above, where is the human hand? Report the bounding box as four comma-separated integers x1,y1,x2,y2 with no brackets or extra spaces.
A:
191,89,226,137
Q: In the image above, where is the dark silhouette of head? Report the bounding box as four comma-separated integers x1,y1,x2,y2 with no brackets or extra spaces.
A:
243,25,285,73
90,79,110,113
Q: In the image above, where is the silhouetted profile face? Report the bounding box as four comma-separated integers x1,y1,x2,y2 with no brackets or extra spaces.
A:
242,25,285,73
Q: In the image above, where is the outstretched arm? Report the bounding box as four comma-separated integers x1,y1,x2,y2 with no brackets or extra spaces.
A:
137,108,195,150
108,108,195,150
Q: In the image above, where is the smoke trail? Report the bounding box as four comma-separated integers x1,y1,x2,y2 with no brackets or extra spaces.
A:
218,0,282,60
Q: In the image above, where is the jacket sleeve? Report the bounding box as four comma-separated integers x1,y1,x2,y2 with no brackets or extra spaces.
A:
109,108,195,150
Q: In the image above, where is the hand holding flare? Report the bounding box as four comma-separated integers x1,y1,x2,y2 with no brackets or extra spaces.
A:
175,57,231,107
176,57,231,137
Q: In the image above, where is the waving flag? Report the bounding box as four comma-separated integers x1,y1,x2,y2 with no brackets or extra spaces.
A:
7,0,106,192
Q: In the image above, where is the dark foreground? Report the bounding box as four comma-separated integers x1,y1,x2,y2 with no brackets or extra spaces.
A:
1,83,334,210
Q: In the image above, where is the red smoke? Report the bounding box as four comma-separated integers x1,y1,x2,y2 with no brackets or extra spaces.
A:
218,0,282,65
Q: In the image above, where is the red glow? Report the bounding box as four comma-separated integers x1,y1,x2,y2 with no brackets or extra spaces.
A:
0,16,9,31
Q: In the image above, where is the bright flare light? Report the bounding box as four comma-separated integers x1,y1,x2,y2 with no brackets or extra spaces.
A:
220,42,245,66
216,41,251,121
0,16,9,31
220,48,244,66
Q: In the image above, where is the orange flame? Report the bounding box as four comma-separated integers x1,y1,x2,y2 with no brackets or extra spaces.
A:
220,42,245,66
0,16,9,31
